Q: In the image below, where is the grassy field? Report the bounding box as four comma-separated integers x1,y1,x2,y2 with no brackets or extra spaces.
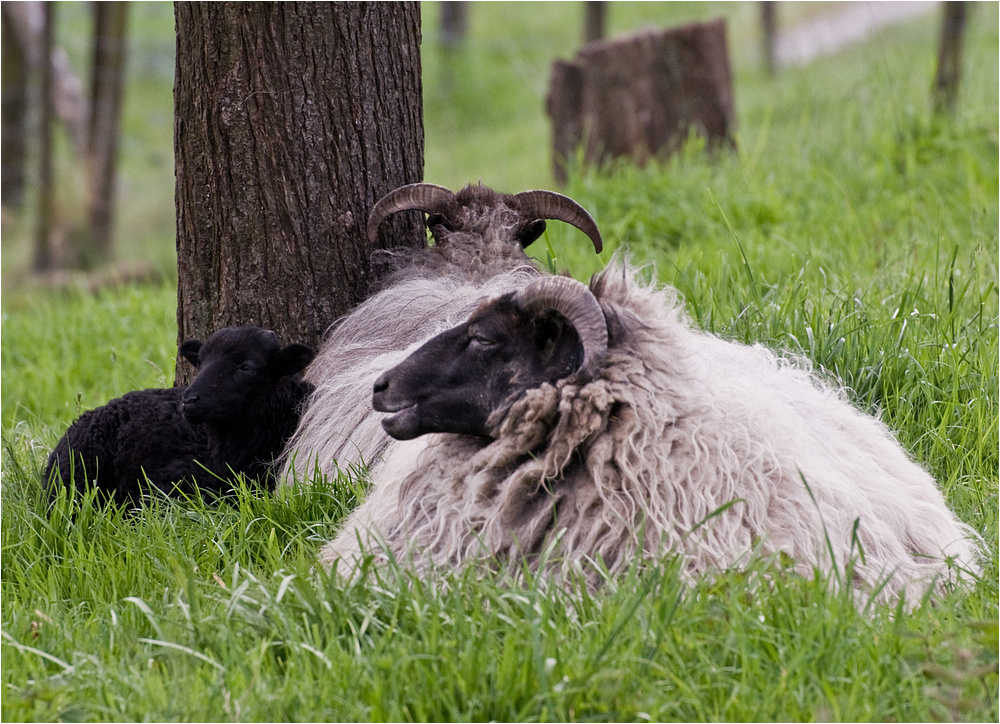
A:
2,3,998,722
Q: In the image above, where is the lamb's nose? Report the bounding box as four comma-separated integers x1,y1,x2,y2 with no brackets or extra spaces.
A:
372,372,389,396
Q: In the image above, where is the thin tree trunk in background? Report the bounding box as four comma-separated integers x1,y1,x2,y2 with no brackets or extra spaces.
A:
440,2,468,48
438,2,467,96
86,1,129,262
1,5,29,207
933,1,967,114
584,2,606,44
174,2,424,383
33,3,54,272
760,1,776,75
3,1,88,157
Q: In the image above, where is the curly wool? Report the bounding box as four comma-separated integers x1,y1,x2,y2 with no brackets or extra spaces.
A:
320,262,981,604
45,388,214,505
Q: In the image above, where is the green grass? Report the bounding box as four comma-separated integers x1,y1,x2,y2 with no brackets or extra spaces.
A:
1,282,178,434
2,3,998,722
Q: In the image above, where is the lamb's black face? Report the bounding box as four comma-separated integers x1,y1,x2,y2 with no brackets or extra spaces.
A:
179,327,314,427
372,297,582,440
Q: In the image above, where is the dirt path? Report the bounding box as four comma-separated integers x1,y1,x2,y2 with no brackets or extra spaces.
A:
776,1,937,67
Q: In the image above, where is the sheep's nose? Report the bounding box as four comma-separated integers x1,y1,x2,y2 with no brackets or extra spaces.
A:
372,372,389,396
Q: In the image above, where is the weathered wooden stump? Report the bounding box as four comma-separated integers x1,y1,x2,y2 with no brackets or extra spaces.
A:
547,18,735,184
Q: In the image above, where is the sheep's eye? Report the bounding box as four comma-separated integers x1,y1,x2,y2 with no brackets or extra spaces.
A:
238,362,256,374
468,335,496,350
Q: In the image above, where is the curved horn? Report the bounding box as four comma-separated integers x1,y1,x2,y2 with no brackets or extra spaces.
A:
514,276,608,378
367,183,455,243
514,190,604,254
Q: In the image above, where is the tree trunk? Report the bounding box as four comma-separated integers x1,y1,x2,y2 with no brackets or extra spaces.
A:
440,2,468,48
1,5,29,207
174,2,424,384
85,1,129,262
932,1,967,114
33,2,54,272
760,1,776,76
583,2,606,44
2,1,88,158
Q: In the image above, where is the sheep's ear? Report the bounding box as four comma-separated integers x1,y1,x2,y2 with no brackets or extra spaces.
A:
178,340,204,368
517,219,547,248
272,343,315,377
532,310,582,374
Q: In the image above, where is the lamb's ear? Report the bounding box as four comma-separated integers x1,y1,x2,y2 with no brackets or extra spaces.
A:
272,343,316,376
178,339,204,368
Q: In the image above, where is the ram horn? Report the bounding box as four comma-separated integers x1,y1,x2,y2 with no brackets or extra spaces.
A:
367,183,455,243
513,190,604,254
514,275,608,379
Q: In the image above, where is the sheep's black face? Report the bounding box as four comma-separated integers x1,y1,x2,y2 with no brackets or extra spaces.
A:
179,327,314,428
373,298,582,440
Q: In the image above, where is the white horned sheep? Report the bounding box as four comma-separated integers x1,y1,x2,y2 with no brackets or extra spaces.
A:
281,183,603,482
45,326,315,506
319,264,982,605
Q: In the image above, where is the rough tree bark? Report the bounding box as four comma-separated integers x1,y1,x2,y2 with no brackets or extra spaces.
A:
174,2,424,383
85,1,129,262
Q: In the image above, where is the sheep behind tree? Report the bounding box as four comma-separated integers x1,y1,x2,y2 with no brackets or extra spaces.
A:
281,183,604,484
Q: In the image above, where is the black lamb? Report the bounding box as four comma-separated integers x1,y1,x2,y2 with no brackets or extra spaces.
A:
44,326,315,507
